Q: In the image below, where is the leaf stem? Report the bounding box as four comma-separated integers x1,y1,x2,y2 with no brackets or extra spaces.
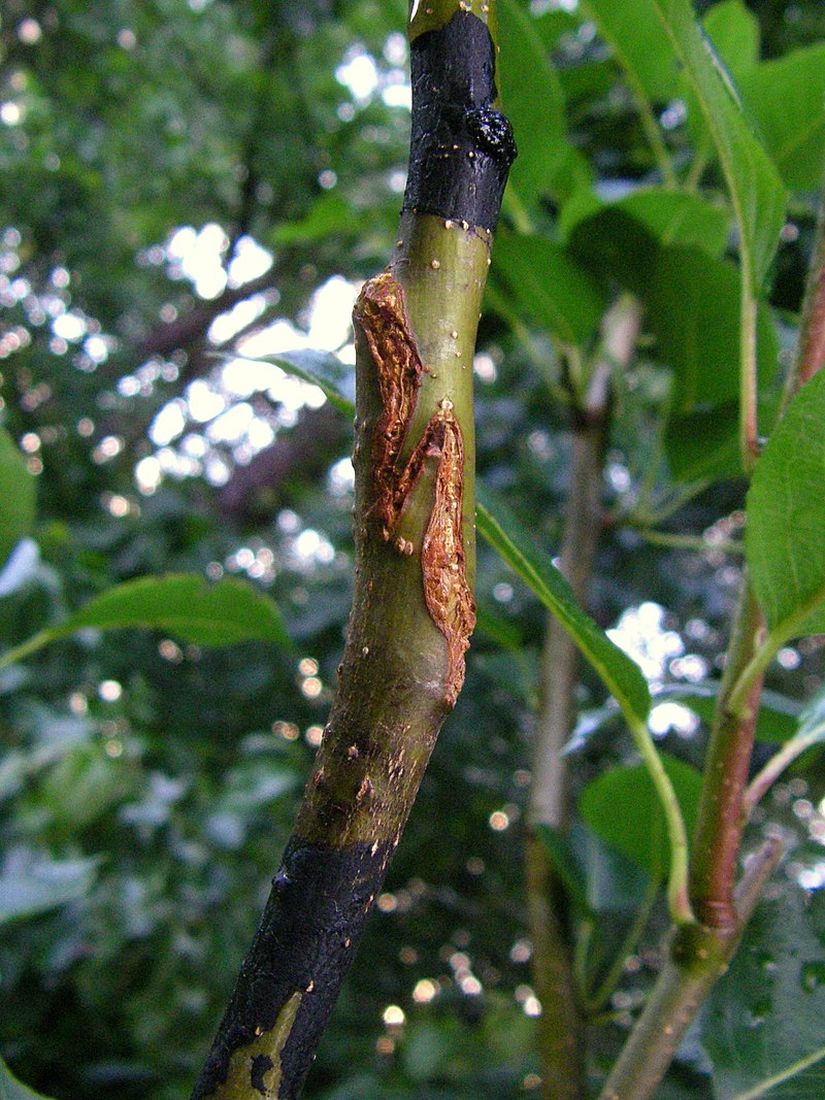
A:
627,714,694,926
744,717,825,817
584,873,659,1014
0,630,52,673
739,283,759,474
732,1043,825,1100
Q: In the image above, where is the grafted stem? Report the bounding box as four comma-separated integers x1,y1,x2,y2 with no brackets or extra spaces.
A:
191,5,514,1097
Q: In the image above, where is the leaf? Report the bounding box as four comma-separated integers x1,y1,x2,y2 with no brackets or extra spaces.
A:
650,0,786,292
272,192,356,244
0,1058,56,1100
497,0,567,207
1,575,290,669
702,0,760,78
653,682,802,743
259,350,355,416
491,230,606,345
582,0,677,104
476,485,651,725
0,857,99,925
740,43,825,191
617,188,729,256
0,429,36,569
535,824,594,917
746,372,825,639
666,389,780,482
704,887,825,1098
648,247,779,412
579,754,702,878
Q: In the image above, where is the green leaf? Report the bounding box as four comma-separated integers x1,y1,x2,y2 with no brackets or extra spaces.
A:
648,247,779,412
1,575,291,669
0,857,99,925
476,486,651,725
704,887,825,1098
579,754,702,878
740,44,825,191
582,0,677,104
653,682,802,743
498,0,567,207
650,0,786,292
0,429,36,569
255,350,354,417
702,0,760,78
535,824,594,917
272,192,355,244
746,372,825,639
0,1058,56,1100
491,230,606,345
617,188,730,256
666,389,780,482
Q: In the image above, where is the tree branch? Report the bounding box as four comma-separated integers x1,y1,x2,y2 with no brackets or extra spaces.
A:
190,4,515,1096
526,296,641,1100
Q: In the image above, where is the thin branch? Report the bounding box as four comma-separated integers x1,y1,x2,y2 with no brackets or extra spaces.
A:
744,718,825,817
599,837,784,1100
689,581,764,930
788,167,825,392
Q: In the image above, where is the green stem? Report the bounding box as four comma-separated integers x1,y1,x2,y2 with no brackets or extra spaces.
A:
191,3,514,1096
584,873,659,1014
739,284,759,474
631,529,743,554
627,714,694,926
744,717,825,817
0,630,52,673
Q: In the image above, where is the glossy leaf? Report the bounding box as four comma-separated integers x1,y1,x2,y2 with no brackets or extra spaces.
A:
491,230,606,345
704,887,825,1098
0,857,99,925
0,429,36,570
701,0,760,77
651,0,786,291
579,753,702,878
617,188,729,256
476,486,651,725
741,43,825,191
746,372,825,638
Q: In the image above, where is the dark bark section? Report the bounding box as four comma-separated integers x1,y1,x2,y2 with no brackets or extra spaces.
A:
403,11,516,231
191,837,393,1100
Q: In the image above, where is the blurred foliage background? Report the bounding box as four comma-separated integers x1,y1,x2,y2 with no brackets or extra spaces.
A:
1,1,825,1097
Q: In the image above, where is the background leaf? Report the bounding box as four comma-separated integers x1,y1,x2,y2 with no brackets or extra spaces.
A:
0,857,99,925
651,0,786,290
741,43,825,191
491,231,606,345
746,372,825,638
498,0,569,206
579,754,702,878
0,430,36,570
